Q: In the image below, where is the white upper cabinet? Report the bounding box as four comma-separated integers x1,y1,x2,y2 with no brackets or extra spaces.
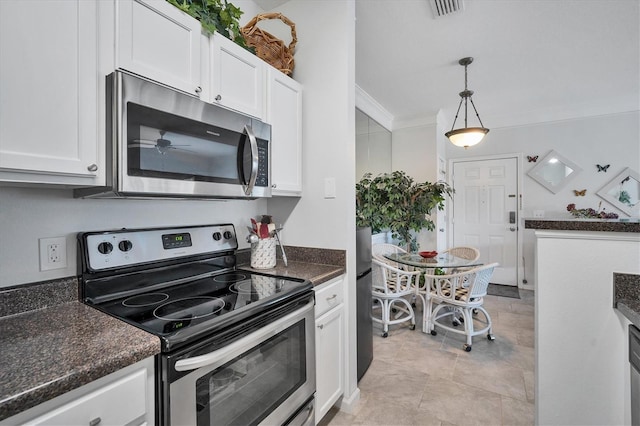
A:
117,0,203,97
267,67,303,195
210,33,264,119
0,0,104,185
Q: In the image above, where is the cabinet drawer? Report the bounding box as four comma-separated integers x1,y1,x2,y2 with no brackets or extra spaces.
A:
314,278,344,318
27,369,147,425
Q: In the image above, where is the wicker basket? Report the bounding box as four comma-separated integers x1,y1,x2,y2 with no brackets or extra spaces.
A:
241,12,297,76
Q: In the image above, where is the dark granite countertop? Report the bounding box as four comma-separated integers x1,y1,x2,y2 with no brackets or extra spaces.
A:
525,218,640,233
241,259,345,286
0,301,160,421
614,273,640,327
0,246,346,421
237,245,347,286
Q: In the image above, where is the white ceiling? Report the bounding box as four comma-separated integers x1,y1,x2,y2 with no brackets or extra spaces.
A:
255,0,640,129
355,0,640,128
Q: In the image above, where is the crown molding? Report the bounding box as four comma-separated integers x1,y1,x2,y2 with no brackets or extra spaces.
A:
355,85,393,131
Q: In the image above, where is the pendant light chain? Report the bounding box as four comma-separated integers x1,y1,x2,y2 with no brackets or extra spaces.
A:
463,61,469,128
444,56,490,148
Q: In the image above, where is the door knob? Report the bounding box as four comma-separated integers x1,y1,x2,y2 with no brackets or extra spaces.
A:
510,226,517,232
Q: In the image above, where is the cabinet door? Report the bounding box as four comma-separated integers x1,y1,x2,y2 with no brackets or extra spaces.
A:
0,0,102,185
315,304,345,424
28,369,147,426
118,0,202,97
267,67,303,195
210,33,264,119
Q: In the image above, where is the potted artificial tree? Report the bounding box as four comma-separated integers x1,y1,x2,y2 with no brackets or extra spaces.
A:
355,171,453,252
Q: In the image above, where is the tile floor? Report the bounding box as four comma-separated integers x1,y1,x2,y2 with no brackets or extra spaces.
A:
320,290,535,426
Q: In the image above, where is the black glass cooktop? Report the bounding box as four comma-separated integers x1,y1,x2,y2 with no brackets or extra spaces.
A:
89,270,311,350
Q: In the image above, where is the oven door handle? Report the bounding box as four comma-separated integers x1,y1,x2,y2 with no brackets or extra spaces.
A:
174,299,314,372
243,124,259,196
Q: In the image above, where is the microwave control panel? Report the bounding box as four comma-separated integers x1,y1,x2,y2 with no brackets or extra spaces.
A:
256,139,269,188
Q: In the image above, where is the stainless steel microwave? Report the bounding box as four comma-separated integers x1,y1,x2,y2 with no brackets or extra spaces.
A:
75,71,271,199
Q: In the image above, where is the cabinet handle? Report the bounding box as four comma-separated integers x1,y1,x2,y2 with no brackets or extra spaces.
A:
317,324,324,329
327,294,337,301
271,184,277,188
215,94,222,101
195,86,202,95
89,417,101,426
87,164,98,172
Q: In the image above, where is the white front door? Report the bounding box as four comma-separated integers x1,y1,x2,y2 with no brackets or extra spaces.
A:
451,157,519,286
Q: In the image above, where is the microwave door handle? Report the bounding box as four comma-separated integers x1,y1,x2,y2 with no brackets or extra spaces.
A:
243,125,259,196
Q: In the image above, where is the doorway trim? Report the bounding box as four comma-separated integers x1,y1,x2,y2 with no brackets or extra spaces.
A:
448,152,527,289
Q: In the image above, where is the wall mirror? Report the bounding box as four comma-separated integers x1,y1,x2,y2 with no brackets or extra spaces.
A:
356,108,392,180
597,167,640,217
527,150,582,194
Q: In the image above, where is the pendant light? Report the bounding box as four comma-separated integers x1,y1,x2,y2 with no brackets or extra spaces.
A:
445,57,489,148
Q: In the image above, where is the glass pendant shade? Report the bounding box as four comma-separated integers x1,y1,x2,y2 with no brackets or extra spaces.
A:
445,127,489,148
445,57,489,148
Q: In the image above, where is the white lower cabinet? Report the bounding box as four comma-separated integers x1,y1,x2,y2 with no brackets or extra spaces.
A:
1,357,154,426
314,277,345,424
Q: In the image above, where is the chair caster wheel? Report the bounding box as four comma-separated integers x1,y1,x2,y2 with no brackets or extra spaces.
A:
391,308,398,313
430,330,437,336
487,334,495,341
452,319,460,327
410,324,416,330
411,303,416,308
464,344,472,352
382,332,388,338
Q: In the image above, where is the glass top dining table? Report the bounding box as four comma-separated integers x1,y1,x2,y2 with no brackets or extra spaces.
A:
383,252,483,269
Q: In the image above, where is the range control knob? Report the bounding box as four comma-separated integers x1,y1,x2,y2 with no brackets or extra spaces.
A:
118,240,133,252
97,242,113,255
223,231,233,240
212,232,222,241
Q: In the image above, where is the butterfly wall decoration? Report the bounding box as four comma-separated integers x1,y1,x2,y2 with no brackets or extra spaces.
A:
596,164,610,172
573,189,587,196
527,155,538,163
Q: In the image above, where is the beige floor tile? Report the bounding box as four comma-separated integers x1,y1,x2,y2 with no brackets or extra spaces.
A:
523,370,535,403
501,396,535,425
497,311,535,329
453,356,528,401
419,377,503,425
325,292,536,426
352,397,443,426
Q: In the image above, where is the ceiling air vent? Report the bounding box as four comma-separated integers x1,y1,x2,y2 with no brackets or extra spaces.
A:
430,0,464,18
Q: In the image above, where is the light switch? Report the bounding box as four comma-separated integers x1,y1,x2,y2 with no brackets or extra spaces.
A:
324,177,336,199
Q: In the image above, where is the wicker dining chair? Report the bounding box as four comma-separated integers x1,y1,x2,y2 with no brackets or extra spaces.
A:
423,263,499,352
371,258,421,337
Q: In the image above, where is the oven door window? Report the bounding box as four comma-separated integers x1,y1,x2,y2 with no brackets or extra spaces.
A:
195,321,306,426
126,103,265,186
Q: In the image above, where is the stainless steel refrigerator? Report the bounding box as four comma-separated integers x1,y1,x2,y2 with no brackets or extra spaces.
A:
356,227,373,381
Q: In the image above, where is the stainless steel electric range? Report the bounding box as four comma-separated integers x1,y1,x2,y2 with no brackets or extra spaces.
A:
78,224,315,426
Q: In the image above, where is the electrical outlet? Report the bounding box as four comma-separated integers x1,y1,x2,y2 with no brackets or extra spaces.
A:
39,237,67,271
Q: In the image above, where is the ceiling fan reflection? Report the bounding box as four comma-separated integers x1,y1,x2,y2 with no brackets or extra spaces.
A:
129,130,193,155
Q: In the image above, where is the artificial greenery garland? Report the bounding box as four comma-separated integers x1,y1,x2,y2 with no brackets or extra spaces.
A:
166,0,252,51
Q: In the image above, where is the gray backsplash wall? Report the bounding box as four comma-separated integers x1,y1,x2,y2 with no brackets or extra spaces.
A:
0,186,267,288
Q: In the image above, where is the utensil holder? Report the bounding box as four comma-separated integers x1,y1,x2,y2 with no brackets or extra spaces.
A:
251,237,276,269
